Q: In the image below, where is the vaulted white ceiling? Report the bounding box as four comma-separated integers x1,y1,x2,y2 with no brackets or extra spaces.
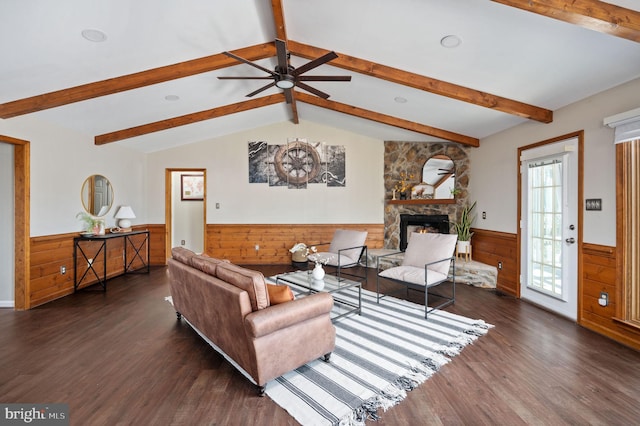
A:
1,0,639,152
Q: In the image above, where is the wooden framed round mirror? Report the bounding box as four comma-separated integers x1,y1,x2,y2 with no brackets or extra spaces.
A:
81,174,114,217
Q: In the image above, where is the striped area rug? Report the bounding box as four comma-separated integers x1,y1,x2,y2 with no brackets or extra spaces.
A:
265,277,493,426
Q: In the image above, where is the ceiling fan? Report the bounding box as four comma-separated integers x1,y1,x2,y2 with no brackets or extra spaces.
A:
218,39,351,103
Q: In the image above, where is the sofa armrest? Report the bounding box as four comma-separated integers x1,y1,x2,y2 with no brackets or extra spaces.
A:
244,292,334,339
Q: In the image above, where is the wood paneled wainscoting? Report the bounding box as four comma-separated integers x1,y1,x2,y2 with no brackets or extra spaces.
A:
205,224,384,265
28,224,166,308
581,243,640,351
470,228,518,296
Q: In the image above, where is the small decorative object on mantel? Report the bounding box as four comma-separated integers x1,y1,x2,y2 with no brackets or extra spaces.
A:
453,201,476,262
394,172,414,200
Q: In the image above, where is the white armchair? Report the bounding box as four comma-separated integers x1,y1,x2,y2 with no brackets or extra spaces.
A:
376,232,457,318
312,229,368,281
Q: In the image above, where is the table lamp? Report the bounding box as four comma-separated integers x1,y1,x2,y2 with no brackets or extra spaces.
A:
115,205,136,229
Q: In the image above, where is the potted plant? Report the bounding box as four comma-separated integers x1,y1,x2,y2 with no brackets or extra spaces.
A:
76,211,104,235
452,201,476,258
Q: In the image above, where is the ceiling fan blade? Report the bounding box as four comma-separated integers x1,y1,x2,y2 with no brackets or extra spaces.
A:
298,75,351,82
296,82,330,99
246,81,277,97
275,39,289,72
292,51,338,76
222,51,277,76
217,76,274,80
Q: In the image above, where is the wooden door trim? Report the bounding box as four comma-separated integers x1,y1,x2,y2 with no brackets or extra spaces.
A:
1,135,30,310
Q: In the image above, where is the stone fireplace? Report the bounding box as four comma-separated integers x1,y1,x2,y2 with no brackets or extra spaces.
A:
399,214,450,251
383,141,471,250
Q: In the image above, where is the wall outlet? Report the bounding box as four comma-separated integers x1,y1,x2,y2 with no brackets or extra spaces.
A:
181,240,185,246
599,292,609,307
482,211,487,219
60,266,66,275
497,261,503,270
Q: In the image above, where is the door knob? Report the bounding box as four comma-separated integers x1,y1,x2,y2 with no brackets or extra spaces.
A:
566,237,575,244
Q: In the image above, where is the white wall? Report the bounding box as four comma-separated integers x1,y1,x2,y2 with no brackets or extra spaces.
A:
0,115,147,236
146,120,385,225
0,143,14,306
470,77,640,246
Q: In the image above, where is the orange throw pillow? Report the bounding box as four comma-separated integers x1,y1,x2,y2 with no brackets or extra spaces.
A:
267,283,295,305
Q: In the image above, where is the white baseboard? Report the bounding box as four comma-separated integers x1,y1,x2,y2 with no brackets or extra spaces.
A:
0,300,15,308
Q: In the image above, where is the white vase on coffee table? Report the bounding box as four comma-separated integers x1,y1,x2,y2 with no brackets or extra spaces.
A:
312,262,325,281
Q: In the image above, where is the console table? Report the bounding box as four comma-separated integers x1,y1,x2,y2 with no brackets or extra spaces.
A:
73,230,150,291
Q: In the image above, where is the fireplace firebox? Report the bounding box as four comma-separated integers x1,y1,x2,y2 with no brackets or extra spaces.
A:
399,214,450,251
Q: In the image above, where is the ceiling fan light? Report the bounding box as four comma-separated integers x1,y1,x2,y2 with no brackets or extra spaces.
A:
276,75,295,89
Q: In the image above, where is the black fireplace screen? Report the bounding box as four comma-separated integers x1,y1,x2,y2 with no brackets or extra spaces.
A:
399,214,450,251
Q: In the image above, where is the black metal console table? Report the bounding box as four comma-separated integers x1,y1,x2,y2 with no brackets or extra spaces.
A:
73,230,150,291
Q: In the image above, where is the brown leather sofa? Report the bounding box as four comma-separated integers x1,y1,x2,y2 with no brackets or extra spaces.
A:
168,247,336,395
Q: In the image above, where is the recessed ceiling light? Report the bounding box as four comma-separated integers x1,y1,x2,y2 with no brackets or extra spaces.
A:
440,35,461,48
164,95,180,101
394,96,408,104
81,29,107,42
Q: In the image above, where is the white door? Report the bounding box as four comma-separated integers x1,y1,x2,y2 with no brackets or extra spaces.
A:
520,138,578,320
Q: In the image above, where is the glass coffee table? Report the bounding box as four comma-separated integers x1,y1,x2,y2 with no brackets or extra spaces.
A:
276,270,362,322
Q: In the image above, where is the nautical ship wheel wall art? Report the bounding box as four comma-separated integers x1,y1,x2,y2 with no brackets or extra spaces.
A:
248,139,345,188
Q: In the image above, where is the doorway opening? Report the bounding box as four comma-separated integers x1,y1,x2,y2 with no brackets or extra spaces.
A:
518,132,583,321
165,169,206,259
1,135,30,310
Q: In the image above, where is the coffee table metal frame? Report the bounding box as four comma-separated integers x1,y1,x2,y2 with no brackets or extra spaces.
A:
275,270,362,322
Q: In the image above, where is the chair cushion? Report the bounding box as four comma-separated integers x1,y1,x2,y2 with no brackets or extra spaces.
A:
379,265,448,287
402,232,457,276
266,283,295,305
215,263,270,311
312,252,357,268
328,229,367,264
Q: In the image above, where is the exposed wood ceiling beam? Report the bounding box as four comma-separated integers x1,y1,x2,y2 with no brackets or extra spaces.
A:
288,40,553,124
271,0,288,40
296,92,480,147
0,43,276,119
270,0,297,123
95,93,285,145
492,0,640,43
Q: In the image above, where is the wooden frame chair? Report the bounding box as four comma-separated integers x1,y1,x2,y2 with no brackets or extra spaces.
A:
376,232,457,318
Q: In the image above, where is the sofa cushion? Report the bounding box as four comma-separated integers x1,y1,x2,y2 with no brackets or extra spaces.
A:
266,284,295,305
171,247,197,265
216,263,270,310
190,255,228,276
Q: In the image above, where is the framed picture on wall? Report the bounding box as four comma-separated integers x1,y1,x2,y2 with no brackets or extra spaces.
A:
181,174,204,201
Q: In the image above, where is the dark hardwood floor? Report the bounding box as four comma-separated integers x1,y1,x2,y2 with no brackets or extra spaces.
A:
2,265,640,425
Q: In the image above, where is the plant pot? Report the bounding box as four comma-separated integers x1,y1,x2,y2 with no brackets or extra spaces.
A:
457,240,471,260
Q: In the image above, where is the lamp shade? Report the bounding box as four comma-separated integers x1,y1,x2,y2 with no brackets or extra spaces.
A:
115,205,136,229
